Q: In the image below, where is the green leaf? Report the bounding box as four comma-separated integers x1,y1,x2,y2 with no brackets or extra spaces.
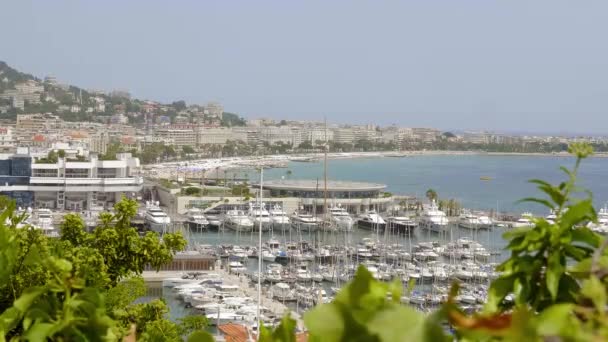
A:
580,276,606,314
560,200,594,232
536,304,579,338
14,286,45,312
367,306,427,342
570,227,600,248
304,304,344,341
546,252,564,301
270,314,297,342
485,276,514,312
187,330,215,342
518,197,554,209
23,322,56,341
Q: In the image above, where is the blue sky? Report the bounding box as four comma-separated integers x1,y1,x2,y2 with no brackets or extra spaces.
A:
2,0,607,134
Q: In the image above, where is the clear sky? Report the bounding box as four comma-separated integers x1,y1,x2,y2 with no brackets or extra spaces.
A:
2,0,607,134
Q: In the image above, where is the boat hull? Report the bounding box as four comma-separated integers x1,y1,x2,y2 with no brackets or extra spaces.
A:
291,221,318,232
357,219,386,231
419,221,448,233
387,221,417,233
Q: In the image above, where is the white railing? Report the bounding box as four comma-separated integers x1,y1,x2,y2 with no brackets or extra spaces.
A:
29,177,143,186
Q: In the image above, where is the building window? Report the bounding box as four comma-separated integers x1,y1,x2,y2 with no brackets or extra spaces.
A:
98,168,117,178
65,169,89,178
32,169,58,177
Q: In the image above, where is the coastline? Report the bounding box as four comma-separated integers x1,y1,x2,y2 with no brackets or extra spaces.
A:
144,149,608,174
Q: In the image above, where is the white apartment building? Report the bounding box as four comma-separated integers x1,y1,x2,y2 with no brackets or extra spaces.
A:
197,127,233,145
232,127,258,144
411,128,441,143
353,127,379,142
89,132,110,154
204,102,224,119
155,128,197,147
15,80,44,94
257,126,299,145
462,132,491,144
16,114,61,131
0,127,15,151
300,127,333,145
332,128,356,144
0,149,142,210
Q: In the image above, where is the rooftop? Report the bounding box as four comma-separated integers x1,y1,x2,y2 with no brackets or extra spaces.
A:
259,179,386,192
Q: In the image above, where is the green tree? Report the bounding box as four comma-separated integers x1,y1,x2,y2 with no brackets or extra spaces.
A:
182,145,195,154
0,196,214,341
425,188,438,202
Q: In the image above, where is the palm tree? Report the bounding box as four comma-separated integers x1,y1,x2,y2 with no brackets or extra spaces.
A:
425,189,438,202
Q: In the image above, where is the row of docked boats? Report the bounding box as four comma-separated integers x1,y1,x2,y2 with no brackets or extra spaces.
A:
170,200,498,234
166,272,281,327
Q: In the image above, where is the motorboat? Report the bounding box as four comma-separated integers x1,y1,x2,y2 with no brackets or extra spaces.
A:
261,249,276,262
386,216,417,233
224,210,254,232
185,208,209,229
144,202,171,233
269,204,291,231
357,211,386,230
227,261,247,274
204,209,222,229
419,201,449,233
512,212,534,228
290,211,320,232
588,206,608,234
546,209,557,224
249,203,272,232
477,215,494,229
458,210,481,229
270,283,295,302
328,205,354,231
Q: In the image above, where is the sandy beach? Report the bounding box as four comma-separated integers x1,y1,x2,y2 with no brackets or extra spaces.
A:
142,150,608,179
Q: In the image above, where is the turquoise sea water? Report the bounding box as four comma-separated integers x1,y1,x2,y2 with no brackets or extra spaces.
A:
261,155,608,214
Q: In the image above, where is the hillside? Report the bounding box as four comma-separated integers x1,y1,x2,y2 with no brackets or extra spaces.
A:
0,61,39,92
0,62,246,125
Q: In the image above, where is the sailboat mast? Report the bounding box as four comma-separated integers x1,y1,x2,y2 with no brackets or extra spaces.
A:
323,117,328,223
257,167,263,329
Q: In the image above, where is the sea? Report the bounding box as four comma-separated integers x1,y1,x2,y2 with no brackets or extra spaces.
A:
157,154,608,322
262,154,608,214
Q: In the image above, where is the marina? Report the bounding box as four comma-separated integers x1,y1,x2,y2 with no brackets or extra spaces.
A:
5,152,608,335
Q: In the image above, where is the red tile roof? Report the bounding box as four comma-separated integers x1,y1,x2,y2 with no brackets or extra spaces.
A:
218,323,308,342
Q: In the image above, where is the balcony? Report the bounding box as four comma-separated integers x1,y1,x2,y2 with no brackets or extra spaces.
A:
27,177,144,192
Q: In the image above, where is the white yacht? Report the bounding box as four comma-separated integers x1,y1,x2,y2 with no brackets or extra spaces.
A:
588,206,608,234
512,212,534,228
386,216,417,233
185,208,209,229
477,215,494,229
357,211,386,230
419,201,449,233
144,202,171,233
269,204,290,231
546,209,557,224
458,210,481,229
290,211,320,232
328,205,354,231
223,210,254,232
248,203,271,232
204,209,222,228
270,282,295,302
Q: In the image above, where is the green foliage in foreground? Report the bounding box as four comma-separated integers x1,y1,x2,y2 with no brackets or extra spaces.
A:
0,197,214,341
256,142,608,341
